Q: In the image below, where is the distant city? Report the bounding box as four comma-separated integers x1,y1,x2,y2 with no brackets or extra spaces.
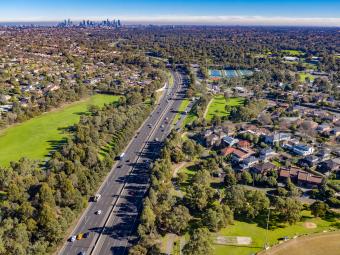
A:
57,18,122,28
0,18,122,28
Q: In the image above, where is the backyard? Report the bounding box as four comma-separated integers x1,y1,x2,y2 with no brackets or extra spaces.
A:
0,94,120,166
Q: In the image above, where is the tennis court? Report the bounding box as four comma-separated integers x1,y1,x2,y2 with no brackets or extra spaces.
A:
225,69,238,78
239,69,254,76
210,69,223,78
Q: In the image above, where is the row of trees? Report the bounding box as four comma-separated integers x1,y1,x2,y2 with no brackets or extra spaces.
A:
0,90,155,254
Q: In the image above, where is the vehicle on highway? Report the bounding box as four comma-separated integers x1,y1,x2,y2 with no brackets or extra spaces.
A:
93,194,101,202
119,152,125,159
70,235,76,242
96,210,102,215
76,233,83,240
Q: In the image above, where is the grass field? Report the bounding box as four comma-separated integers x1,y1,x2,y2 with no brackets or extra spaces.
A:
281,50,304,56
299,72,315,82
214,210,340,255
205,95,244,121
0,94,120,166
172,99,191,125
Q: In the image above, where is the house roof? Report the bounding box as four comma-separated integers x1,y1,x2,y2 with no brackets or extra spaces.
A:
252,162,276,174
238,140,251,148
221,147,235,156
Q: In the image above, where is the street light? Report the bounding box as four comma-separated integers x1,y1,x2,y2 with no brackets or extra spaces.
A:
264,206,275,250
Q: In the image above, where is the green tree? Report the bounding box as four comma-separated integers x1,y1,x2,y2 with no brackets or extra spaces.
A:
183,228,213,255
310,201,328,217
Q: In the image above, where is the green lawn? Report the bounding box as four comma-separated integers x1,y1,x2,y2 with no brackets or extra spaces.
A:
173,99,191,125
281,50,304,56
0,94,120,166
205,95,244,121
214,210,340,255
299,72,315,82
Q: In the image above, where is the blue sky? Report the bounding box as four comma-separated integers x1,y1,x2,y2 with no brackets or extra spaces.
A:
1,0,340,25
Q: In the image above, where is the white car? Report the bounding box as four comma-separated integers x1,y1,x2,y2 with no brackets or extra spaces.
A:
70,235,76,242
96,210,102,215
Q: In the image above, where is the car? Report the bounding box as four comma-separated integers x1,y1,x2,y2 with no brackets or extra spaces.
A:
155,138,159,142
76,233,83,240
126,159,130,163
78,252,86,255
96,210,102,215
161,124,165,128
83,232,89,238
70,235,76,242
117,165,122,168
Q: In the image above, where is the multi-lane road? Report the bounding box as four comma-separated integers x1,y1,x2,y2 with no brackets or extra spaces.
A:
59,70,188,255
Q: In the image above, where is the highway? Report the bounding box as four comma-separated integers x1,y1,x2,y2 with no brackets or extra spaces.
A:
59,70,187,255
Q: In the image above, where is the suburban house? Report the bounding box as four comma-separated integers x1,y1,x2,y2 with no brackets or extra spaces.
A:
299,155,319,167
250,162,276,175
237,140,251,149
284,143,315,156
279,167,323,187
231,147,255,163
317,158,340,174
259,148,276,161
222,136,239,147
240,156,260,169
263,133,291,145
203,128,226,147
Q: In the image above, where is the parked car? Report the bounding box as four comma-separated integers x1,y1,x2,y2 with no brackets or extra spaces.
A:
96,210,102,215
70,235,76,242
76,233,83,240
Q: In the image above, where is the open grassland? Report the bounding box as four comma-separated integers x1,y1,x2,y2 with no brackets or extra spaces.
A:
214,211,340,255
0,94,120,166
205,95,244,121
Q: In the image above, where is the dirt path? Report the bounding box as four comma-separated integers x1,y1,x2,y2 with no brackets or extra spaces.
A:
203,98,213,119
259,231,340,255
172,162,188,177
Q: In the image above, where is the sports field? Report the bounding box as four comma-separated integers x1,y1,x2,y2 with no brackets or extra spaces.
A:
0,94,120,166
261,231,340,255
214,210,340,255
205,95,244,121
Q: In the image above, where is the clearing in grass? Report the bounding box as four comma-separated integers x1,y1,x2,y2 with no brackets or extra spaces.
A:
205,95,244,121
0,94,120,166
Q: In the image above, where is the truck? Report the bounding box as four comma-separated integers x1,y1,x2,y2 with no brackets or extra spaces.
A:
93,194,101,202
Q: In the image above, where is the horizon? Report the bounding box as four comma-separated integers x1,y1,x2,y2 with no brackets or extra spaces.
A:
0,0,340,27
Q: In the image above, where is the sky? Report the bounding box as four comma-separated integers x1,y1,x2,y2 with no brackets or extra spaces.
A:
0,0,340,26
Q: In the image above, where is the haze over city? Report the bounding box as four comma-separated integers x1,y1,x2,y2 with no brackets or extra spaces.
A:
0,0,340,26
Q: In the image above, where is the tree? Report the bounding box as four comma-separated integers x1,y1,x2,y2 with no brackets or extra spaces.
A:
185,183,215,211
241,171,253,185
183,228,213,255
274,197,302,224
129,245,148,255
310,201,328,217
163,205,191,235
203,204,233,232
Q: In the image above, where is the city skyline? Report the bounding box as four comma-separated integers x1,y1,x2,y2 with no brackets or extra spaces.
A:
0,0,340,26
